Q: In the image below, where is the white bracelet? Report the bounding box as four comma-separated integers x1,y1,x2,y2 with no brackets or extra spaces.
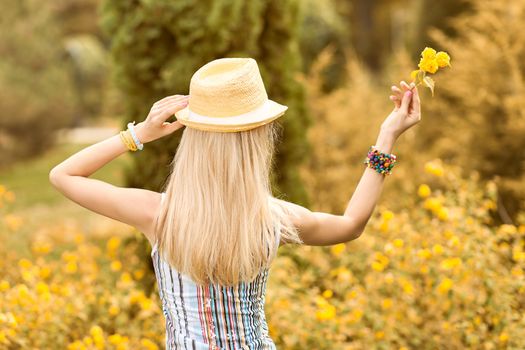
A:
127,121,144,151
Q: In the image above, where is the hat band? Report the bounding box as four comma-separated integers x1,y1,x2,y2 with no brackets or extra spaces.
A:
184,100,276,125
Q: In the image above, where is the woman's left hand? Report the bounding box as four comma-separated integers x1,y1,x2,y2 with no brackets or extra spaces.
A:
134,95,189,143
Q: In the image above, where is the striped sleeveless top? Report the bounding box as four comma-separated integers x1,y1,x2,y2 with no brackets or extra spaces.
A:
150,192,280,350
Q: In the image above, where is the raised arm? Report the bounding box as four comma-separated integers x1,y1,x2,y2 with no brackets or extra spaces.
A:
281,81,421,246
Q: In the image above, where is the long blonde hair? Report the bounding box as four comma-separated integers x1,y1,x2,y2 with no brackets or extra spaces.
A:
153,121,303,286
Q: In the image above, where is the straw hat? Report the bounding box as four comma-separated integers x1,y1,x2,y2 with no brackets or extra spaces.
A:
174,57,288,132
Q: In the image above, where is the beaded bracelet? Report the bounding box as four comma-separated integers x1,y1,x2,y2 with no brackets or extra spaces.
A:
364,145,397,175
127,121,144,151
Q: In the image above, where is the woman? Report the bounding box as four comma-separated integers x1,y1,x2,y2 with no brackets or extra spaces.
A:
49,57,420,349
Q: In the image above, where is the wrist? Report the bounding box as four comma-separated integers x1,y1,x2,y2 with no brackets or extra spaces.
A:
133,122,152,144
375,129,397,154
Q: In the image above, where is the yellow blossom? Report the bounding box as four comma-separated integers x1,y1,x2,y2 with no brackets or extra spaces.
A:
432,244,444,255
421,47,437,59
499,332,509,343
437,278,453,294
436,51,451,67
416,248,432,260
108,333,129,345
424,160,444,177
437,207,450,221
65,261,78,274
140,338,159,350
393,238,404,248
424,198,442,212
39,266,52,280
120,272,133,284
418,57,439,74
18,258,32,270
32,241,52,255
322,289,333,299
0,280,10,291
418,184,431,198
330,243,346,256
109,305,120,316
36,281,50,295
440,257,462,270
315,302,336,321
375,331,385,339
111,260,122,272
133,269,145,280
381,298,393,310
382,210,394,221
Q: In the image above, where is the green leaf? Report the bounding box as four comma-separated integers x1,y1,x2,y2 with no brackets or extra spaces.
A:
423,76,435,97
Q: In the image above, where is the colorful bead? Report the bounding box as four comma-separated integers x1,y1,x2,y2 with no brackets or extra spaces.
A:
363,145,397,175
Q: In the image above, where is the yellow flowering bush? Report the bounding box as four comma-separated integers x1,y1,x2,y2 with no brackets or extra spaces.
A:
2,158,525,349
267,162,525,349
0,186,163,349
410,47,451,96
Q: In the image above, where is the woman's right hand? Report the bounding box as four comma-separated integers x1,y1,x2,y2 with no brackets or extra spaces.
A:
380,81,421,140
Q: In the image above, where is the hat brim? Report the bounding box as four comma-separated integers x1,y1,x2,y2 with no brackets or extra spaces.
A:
174,99,288,132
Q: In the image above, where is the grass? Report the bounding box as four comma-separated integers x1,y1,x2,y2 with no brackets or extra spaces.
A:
0,142,135,254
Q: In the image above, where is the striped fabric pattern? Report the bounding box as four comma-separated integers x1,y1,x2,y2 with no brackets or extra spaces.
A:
150,192,279,350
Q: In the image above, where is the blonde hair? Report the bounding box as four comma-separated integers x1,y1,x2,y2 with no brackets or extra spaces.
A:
153,121,303,286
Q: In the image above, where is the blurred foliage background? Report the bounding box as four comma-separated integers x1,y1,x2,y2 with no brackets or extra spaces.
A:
1,0,524,349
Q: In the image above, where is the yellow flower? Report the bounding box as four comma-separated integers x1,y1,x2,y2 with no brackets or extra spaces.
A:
109,305,120,316
424,160,444,176
111,260,122,272
0,280,10,292
436,51,451,67
393,239,404,248
139,297,153,311
18,258,32,270
140,339,159,350
424,198,442,212
108,333,129,345
418,184,431,198
437,278,453,294
67,341,87,350
421,47,437,59
432,244,444,255
32,241,52,255
416,248,432,260
39,266,52,280
36,281,50,295
330,243,346,256
372,261,385,272
382,210,394,221
374,330,385,339
133,269,145,280
418,57,439,74
440,257,462,270
65,261,78,274
106,237,121,258
381,298,393,310
437,207,449,221
499,332,509,343
119,272,133,284
315,303,336,321
322,289,333,299
89,325,104,339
